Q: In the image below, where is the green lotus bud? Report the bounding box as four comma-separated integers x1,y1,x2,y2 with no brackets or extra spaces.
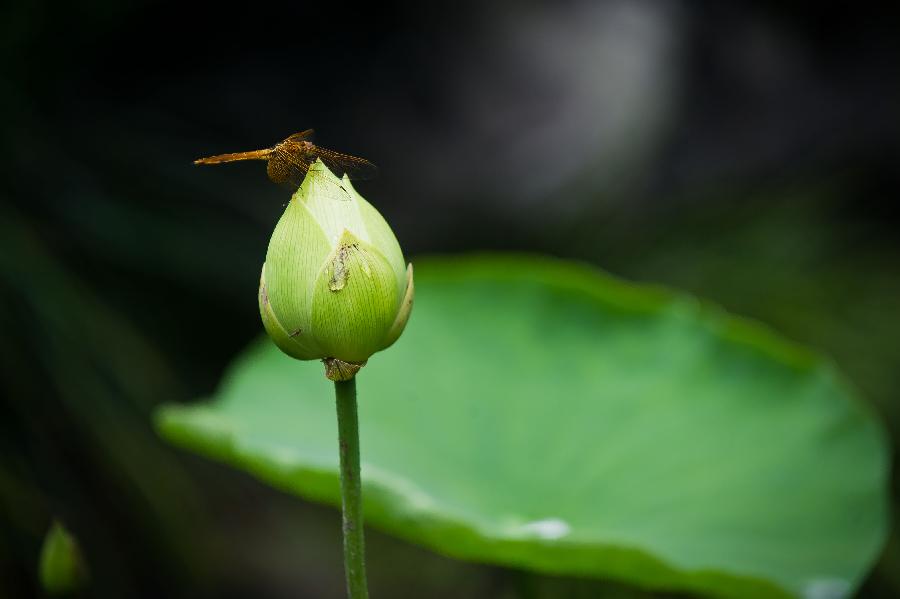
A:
258,160,414,380
39,520,88,594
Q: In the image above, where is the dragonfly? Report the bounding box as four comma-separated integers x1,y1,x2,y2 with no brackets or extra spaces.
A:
194,130,377,198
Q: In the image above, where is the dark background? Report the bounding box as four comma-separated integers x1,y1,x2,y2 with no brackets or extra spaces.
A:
1,1,899,597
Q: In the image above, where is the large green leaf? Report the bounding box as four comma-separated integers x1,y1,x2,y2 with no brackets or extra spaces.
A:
156,255,888,598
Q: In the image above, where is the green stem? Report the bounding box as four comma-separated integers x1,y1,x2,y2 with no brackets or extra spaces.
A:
334,377,369,599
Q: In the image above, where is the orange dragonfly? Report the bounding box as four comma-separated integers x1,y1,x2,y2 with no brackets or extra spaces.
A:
194,129,377,196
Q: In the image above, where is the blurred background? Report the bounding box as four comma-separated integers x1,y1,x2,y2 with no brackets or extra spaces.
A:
1,1,898,597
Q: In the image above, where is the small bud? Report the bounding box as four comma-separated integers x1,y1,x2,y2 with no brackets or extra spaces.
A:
39,520,88,594
259,161,414,379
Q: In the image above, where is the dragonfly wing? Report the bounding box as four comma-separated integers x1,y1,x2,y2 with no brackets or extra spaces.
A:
286,129,315,143
308,145,378,181
271,145,315,188
272,145,352,201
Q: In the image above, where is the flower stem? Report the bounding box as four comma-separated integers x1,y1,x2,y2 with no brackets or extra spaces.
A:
334,377,369,599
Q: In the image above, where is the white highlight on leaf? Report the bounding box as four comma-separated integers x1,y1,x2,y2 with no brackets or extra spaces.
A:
517,518,571,540
803,578,851,599
255,443,302,468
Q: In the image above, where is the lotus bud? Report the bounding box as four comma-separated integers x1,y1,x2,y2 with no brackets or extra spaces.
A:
39,521,88,594
258,160,414,380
